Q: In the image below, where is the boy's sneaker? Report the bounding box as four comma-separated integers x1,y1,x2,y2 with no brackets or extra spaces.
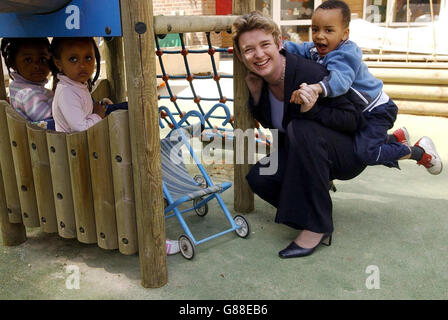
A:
166,239,180,255
414,136,443,175
392,127,410,147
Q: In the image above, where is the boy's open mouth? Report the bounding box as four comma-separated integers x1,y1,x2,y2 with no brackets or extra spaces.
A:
315,43,328,51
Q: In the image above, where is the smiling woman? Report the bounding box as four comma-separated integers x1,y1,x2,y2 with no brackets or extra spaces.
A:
232,11,367,259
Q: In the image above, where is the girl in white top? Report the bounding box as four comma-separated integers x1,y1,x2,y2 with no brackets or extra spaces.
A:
51,37,106,133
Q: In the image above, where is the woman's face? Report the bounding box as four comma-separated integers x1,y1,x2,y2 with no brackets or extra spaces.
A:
237,29,282,81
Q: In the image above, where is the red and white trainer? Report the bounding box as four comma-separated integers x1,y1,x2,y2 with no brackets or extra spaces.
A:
414,136,443,175
392,127,410,147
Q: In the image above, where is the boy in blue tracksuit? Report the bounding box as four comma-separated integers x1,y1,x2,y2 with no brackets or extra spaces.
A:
284,0,442,174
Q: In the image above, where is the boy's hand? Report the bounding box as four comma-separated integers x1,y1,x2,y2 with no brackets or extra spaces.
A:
307,83,322,95
296,83,319,113
93,101,106,119
245,71,263,105
290,88,304,105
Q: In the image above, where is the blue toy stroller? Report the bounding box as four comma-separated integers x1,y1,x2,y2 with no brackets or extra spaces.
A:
159,106,250,259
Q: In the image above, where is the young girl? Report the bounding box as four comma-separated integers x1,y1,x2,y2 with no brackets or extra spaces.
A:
50,37,179,255
1,37,55,129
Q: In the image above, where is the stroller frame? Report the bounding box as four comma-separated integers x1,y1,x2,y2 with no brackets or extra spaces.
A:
159,106,250,259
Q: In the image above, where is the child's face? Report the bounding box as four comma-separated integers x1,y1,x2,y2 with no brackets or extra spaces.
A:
14,43,51,83
311,8,349,57
54,40,95,84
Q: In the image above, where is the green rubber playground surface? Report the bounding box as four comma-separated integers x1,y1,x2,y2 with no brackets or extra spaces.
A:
0,114,447,300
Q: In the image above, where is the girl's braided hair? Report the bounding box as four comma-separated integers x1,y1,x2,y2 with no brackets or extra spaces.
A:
1,37,56,80
50,37,101,91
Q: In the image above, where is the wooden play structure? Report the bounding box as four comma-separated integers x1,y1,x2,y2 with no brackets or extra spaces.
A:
1,0,446,290
0,0,256,289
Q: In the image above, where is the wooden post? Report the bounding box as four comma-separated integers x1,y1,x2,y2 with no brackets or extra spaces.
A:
87,118,119,250
6,106,40,228
120,0,167,288
0,101,22,224
66,132,97,244
103,37,127,104
47,131,77,239
0,85,26,244
0,166,26,246
27,123,58,233
108,110,138,255
233,0,255,213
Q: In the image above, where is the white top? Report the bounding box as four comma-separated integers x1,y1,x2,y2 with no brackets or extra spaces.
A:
52,74,101,133
268,90,285,133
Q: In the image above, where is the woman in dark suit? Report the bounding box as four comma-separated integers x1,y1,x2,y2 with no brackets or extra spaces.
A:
232,11,366,258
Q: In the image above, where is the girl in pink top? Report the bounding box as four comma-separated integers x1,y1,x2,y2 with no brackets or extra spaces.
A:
50,37,179,255
50,37,106,133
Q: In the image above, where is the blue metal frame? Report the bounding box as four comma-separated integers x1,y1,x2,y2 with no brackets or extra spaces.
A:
0,0,122,37
159,107,242,247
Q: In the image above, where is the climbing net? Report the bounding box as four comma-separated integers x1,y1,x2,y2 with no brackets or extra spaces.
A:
155,31,269,146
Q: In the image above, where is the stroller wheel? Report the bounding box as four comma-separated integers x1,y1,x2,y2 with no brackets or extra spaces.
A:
178,235,195,260
193,174,207,188
234,215,250,238
193,197,208,217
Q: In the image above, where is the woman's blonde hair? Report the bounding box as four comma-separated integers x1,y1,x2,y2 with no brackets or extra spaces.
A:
232,11,281,55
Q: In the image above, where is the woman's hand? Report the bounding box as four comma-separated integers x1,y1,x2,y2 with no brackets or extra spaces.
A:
245,71,263,105
93,101,106,119
295,83,319,113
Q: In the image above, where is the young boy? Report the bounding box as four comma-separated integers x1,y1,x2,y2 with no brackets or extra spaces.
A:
284,0,442,175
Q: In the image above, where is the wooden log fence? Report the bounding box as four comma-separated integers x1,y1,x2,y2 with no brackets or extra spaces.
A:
0,79,142,255
368,64,448,116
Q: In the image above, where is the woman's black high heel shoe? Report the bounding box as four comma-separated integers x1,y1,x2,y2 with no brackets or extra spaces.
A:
278,233,332,259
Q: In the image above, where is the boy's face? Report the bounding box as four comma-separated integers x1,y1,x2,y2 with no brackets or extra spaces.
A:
54,40,95,84
14,43,51,83
311,8,349,57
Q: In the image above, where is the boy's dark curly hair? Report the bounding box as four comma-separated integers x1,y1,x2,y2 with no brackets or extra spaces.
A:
316,0,351,28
